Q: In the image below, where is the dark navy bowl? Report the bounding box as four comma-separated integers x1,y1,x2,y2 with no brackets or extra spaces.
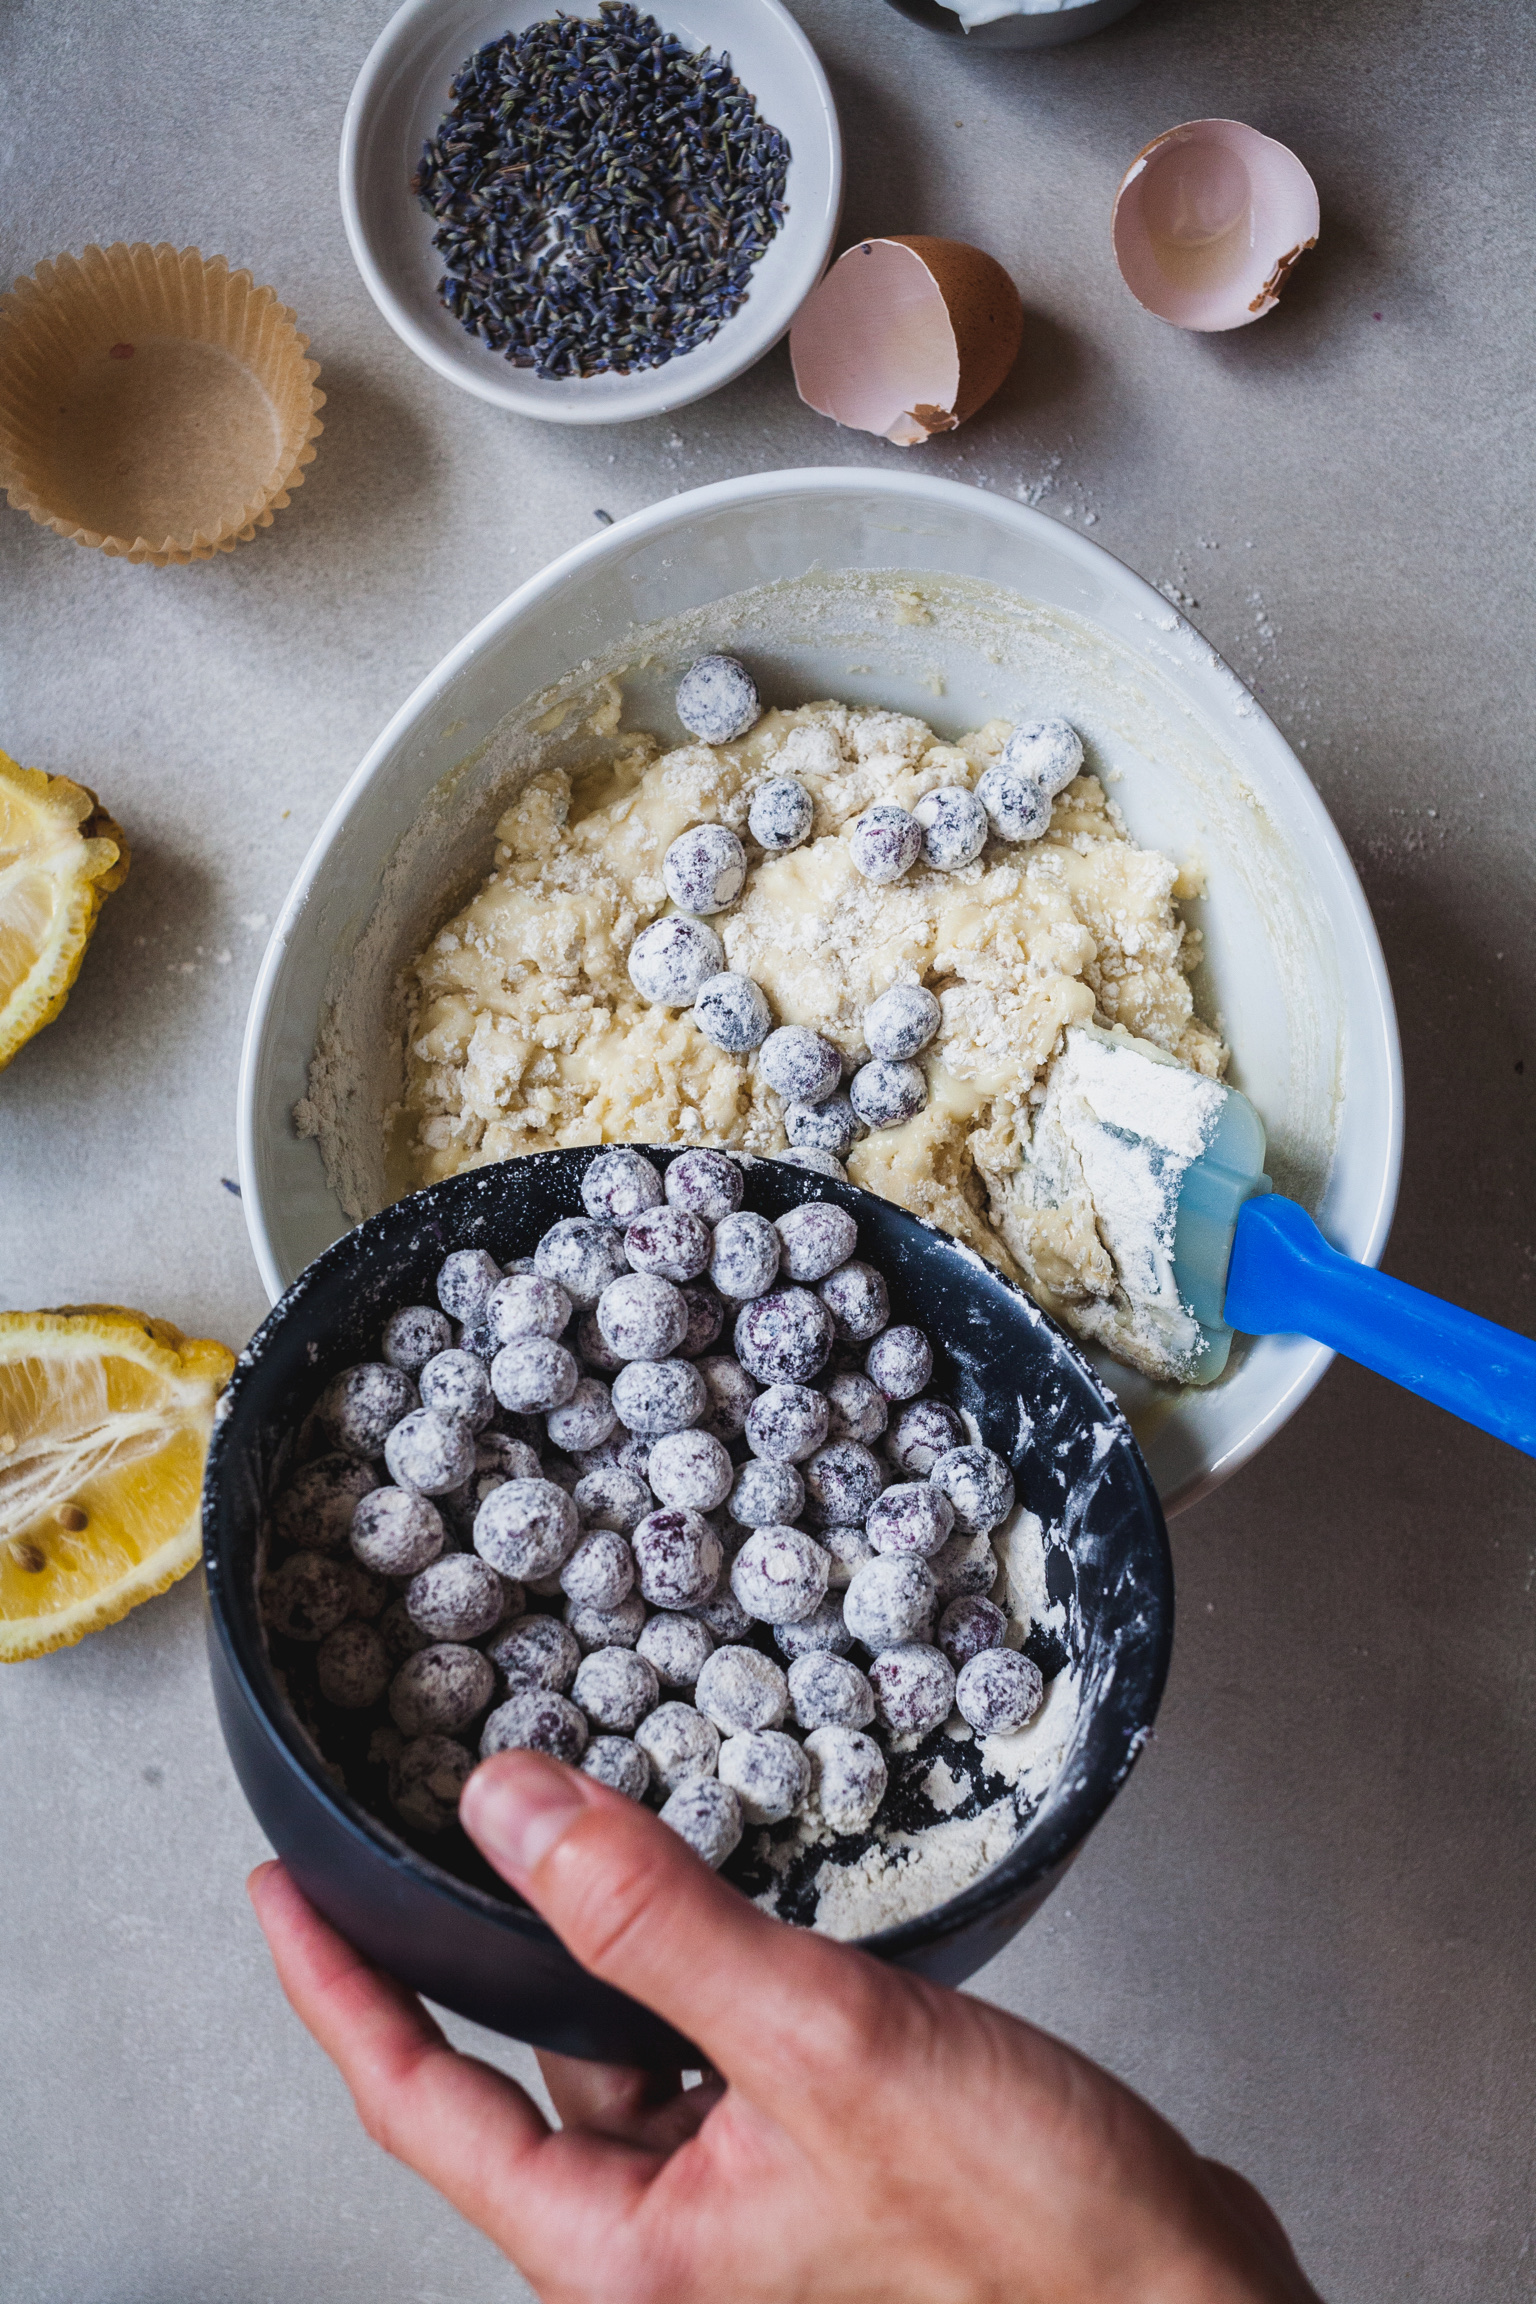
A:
205,1149,1172,2066
880,0,1146,48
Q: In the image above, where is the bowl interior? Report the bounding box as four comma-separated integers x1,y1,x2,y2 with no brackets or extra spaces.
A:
205,1149,1172,1972
341,0,842,420
242,473,1401,1515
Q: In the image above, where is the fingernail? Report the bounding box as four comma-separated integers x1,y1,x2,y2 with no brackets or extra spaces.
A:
463,1759,586,1878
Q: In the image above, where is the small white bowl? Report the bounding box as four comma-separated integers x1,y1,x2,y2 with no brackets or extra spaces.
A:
239,470,1401,1514
340,0,842,422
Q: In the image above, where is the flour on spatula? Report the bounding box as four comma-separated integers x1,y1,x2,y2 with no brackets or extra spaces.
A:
1010,1023,1226,1381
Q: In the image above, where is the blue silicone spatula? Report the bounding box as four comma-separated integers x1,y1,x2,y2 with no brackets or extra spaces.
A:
1174,1078,1536,1457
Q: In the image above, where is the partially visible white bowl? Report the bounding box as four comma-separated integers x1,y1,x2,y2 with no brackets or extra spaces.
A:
238,470,1402,1513
340,0,842,422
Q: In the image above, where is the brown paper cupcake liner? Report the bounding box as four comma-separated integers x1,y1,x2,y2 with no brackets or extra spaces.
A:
0,242,325,566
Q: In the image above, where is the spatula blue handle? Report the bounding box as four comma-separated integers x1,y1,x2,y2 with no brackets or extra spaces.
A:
1225,1195,1536,1457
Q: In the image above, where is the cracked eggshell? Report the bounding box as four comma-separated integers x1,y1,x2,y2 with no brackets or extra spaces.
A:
1113,119,1319,333
789,235,1023,446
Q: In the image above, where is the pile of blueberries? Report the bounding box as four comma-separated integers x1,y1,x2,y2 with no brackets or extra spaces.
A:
260,1147,1044,1878
624,656,1087,1168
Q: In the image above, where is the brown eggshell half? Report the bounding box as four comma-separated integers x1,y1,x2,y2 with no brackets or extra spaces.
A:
790,236,1023,446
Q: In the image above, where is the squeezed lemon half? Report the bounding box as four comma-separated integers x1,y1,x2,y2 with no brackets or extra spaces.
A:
0,1307,235,1661
0,747,129,1072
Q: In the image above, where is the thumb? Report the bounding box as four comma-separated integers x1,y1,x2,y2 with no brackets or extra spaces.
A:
459,1751,896,2109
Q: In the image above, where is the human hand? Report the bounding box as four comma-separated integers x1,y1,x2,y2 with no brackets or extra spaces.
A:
249,1751,1320,2304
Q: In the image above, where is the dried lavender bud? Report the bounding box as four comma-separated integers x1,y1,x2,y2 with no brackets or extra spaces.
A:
665,1147,744,1221
729,1457,805,1528
734,1288,835,1385
490,1337,579,1415
390,1643,496,1737
773,1596,855,1662
787,1649,873,1731
865,1324,933,1401
863,982,941,1062
565,1592,647,1652
573,1468,652,1538
383,1407,476,1497
632,1507,722,1609
842,1555,935,1648
913,784,988,871
485,1612,580,1692
718,1728,810,1825
848,802,921,884
824,1370,888,1446
730,1525,830,1625
646,1427,734,1512
611,1358,707,1438
624,1207,712,1284
664,823,748,915
805,1724,887,1833
784,1095,858,1155
930,1445,1015,1535
955,1648,1044,1736
937,1595,1010,1670
316,1620,391,1710
709,1211,781,1301
382,1304,453,1376
759,1026,841,1105
998,716,1083,795
436,1248,502,1325
636,1700,720,1794
676,655,761,744
803,1440,886,1527
660,1775,742,1868
481,1685,588,1764
887,1399,966,1477
930,1530,1001,1603
867,1482,955,1559
580,1735,651,1801
745,1381,829,1464
485,1272,573,1346
473,1478,580,1581
419,1348,496,1432
695,1353,759,1441
318,1364,419,1460
596,1271,689,1362
547,1377,617,1454
817,1262,889,1346
274,1453,380,1553
676,1282,726,1358
560,1528,636,1610
868,1642,955,1738
534,1217,629,1307
637,1610,715,1687
774,1202,857,1283
581,1147,664,1225
748,775,813,851
695,1644,789,1734
261,1551,354,1643
849,1060,927,1131
693,970,771,1052
391,1735,472,1834
628,915,725,1006
573,1644,660,1734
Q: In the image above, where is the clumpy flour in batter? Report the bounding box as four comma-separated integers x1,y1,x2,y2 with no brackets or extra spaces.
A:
393,693,1227,1382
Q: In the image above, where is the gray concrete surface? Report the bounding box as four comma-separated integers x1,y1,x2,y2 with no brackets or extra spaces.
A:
3,0,1534,2296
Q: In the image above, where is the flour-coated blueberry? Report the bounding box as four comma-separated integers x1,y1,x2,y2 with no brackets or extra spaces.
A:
382,1305,453,1376
773,1596,855,1662
784,1095,858,1155
777,1149,846,1181
692,970,771,1053
695,1353,759,1442
930,1444,1015,1534
473,1478,579,1581
975,764,1050,844
775,1202,857,1284
664,1147,743,1223
624,1207,712,1284
695,1644,789,1733
580,1146,665,1224
819,1522,878,1589
745,1381,829,1464
748,775,814,852
391,1735,473,1833
534,1218,629,1307
998,716,1083,796
637,1610,715,1688
823,1371,888,1446
261,1551,352,1643
350,1485,446,1577
632,1507,722,1609
596,1271,689,1362
675,654,761,744
730,1525,830,1625
817,1261,889,1345
490,1337,579,1416
869,1642,955,1737
729,1458,805,1528
842,1554,935,1648
664,823,747,916
565,1592,647,1652
274,1453,379,1554
718,1728,810,1825
319,1363,419,1460
636,1700,721,1793
419,1348,496,1433
787,1648,873,1730
849,803,921,884
734,1288,835,1385
803,1439,886,1527
560,1527,636,1610
867,1481,954,1558
930,1530,1001,1603
481,1684,588,1762
805,1724,887,1833
435,1249,502,1326
849,1059,927,1131
384,1408,477,1496
865,1324,933,1401
646,1427,734,1513
863,983,940,1062
580,1735,651,1801
390,1643,495,1737
887,1399,965,1476
708,1211,781,1301
573,1467,652,1538
611,1358,707,1438
485,1272,573,1347
914,784,988,871
406,1554,506,1643
573,1644,659,1734
484,1611,580,1692
675,1282,726,1358
759,1025,841,1105
659,1775,742,1867
937,1595,1010,1669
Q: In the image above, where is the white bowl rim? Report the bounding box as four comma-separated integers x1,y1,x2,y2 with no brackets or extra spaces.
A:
338,0,844,423
238,466,1404,1510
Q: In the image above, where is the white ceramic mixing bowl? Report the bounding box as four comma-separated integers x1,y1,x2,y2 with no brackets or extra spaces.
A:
238,469,1401,1513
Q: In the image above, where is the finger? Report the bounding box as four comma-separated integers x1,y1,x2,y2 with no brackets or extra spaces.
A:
460,1753,915,2110
537,2049,725,2152
248,1862,560,2234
